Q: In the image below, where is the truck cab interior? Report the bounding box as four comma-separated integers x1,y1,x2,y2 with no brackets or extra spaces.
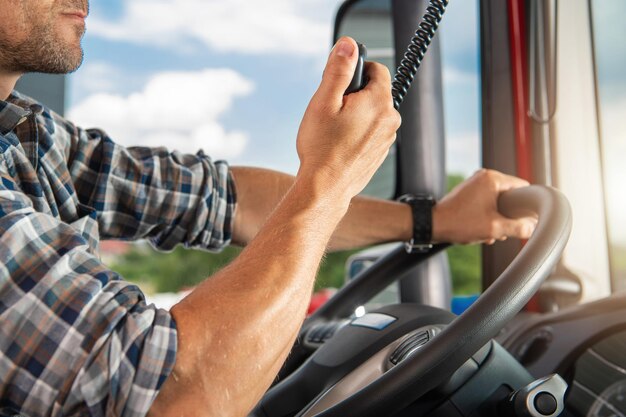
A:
252,0,626,415
16,0,626,416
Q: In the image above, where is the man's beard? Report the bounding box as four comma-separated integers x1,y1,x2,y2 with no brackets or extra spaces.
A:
0,17,85,75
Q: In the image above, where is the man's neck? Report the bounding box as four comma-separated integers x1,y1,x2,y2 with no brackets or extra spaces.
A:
0,71,21,101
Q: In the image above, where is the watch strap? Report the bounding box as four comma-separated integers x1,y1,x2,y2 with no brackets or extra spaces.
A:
398,194,435,253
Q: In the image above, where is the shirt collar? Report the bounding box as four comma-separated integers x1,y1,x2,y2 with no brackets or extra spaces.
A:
0,90,46,135
0,97,32,136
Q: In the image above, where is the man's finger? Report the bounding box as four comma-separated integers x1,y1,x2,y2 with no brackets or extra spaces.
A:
361,62,393,101
315,37,359,111
495,171,531,192
497,216,538,240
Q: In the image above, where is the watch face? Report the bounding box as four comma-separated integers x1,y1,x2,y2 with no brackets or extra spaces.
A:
587,380,626,417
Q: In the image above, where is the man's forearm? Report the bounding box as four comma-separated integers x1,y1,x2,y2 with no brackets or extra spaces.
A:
150,176,351,416
231,166,412,251
231,167,540,251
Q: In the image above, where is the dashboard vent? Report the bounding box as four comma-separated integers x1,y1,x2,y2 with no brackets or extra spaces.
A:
390,331,430,365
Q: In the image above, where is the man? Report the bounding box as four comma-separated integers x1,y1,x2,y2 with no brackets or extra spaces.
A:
0,1,536,416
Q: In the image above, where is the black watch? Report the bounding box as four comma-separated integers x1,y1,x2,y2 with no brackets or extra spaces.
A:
398,194,435,253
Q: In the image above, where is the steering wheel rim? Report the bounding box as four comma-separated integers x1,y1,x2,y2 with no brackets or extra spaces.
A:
301,185,572,417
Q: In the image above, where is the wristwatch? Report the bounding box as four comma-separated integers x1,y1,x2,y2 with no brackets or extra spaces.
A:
398,194,435,253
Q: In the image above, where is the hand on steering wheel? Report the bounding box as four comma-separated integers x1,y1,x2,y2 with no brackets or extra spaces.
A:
254,185,572,417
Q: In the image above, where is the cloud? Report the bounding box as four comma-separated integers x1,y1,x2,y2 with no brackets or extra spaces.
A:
88,0,337,56
68,69,254,158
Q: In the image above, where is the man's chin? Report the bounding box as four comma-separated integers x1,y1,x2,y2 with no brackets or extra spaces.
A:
23,47,84,75
52,27,85,71
45,37,85,73
52,53,84,74
66,52,84,74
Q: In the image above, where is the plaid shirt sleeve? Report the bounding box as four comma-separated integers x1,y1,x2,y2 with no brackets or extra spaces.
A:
64,121,237,251
0,167,177,417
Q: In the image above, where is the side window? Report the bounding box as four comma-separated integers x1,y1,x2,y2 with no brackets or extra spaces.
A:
335,0,396,199
591,0,626,291
440,0,483,296
337,0,483,300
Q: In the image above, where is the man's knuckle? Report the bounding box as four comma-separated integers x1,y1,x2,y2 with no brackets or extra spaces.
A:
392,111,402,128
369,63,392,85
370,61,387,73
487,220,501,238
475,168,488,176
483,169,497,180
381,65,392,82
520,222,533,237
310,99,334,117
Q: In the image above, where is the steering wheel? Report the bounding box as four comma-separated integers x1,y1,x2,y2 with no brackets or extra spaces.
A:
254,185,572,417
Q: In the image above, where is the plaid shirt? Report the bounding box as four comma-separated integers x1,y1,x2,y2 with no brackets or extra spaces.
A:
0,91,237,417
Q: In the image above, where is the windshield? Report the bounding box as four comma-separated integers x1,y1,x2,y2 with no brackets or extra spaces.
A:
63,0,484,301
591,0,626,291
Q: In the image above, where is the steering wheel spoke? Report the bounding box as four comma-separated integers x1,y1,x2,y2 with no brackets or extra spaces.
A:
299,325,445,417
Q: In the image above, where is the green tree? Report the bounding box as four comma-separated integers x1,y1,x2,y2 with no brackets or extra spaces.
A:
446,174,482,295
110,243,359,294
111,244,242,293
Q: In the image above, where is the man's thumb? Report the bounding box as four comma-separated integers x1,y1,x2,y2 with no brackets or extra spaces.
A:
316,37,358,109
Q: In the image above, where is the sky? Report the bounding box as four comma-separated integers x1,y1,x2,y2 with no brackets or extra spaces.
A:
66,0,483,177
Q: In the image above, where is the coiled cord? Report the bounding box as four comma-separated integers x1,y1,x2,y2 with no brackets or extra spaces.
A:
391,0,449,110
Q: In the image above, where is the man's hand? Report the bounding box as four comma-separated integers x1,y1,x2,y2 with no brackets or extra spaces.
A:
296,37,401,201
433,169,537,245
